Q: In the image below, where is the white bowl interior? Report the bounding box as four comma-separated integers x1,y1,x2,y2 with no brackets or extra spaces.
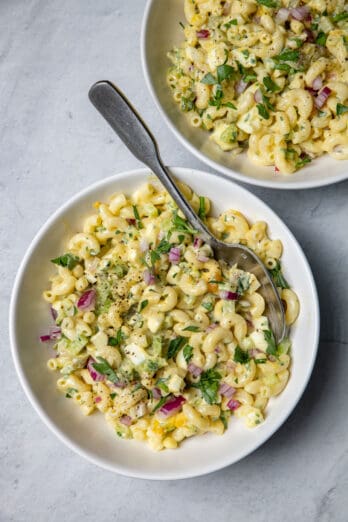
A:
141,0,348,189
10,167,319,479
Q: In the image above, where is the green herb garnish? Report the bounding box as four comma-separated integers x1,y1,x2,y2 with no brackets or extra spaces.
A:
263,76,280,92
337,103,348,116
92,357,120,384
152,396,167,414
269,261,289,289
256,0,278,7
201,301,213,312
275,49,299,62
108,328,125,347
139,300,149,313
182,325,201,332
256,103,270,119
110,392,117,399
167,336,186,359
224,19,238,28
233,346,250,364
51,253,80,270
172,211,197,235
332,12,348,23
316,32,327,46
192,369,222,404
201,72,217,85
65,387,78,399
296,154,312,169
264,329,277,356
183,344,194,362
198,196,206,220
132,205,143,229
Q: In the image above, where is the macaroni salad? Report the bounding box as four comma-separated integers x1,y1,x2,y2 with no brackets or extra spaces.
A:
42,180,299,451
167,0,348,173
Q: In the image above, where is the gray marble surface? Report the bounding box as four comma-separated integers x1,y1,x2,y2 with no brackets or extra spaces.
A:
1,1,347,521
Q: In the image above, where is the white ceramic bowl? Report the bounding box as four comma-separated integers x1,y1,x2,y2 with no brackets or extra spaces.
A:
141,0,348,189
10,167,319,479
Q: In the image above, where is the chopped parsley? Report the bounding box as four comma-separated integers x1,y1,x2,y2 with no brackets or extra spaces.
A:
256,0,278,7
108,329,126,347
217,64,236,84
296,154,312,169
172,211,197,235
198,196,206,220
337,103,348,116
332,12,348,23
65,387,78,399
263,76,280,92
181,95,195,112
110,393,117,399
156,378,169,394
269,260,289,289
92,357,120,384
167,336,186,359
201,72,217,85
224,19,238,28
316,32,327,46
220,412,228,429
132,205,143,229
183,344,194,362
149,238,172,265
51,253,80,270
182,325,201,332
151,396,167,414
256,103,270,120
201,301,213,312
274,49,299,62
192,368,222,404
233,346,250,364
139,300,149,313
264,329,277,356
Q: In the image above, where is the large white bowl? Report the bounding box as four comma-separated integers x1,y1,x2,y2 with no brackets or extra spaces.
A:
141,0,348,189
10,167,319,479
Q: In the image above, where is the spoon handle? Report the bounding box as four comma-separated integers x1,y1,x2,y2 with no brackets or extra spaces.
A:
88,80,216,245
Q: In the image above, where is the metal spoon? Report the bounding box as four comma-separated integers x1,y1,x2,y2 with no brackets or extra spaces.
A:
88,80,286,342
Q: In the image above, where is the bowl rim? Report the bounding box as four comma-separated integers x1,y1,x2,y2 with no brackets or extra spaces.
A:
140,0,348,190
9,167,320,480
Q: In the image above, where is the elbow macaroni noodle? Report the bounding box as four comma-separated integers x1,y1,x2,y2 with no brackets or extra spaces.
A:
167,1,348,174
43,179,299,450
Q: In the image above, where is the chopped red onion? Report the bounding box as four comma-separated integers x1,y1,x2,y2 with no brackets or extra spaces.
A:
126,218,136,226
77,289,96,311
290,6,310,21
120,415,132,426
197,254,209,263
140,238,149,252
94,396,102,403
235,79,248,95
193,237,203,249
112,381,127,389
143,269,156,285
197,29,210,39
227,399,241,411
39,328,61,343
87,357,105,382
39,334,52,343
158,395,186,418
304,28,314,43
219,290,239,300
249,348,263,358
276,7,289,23
49,327,62,340
152,387,162,399
187,363,203,377
254,89,262,103
50,306,58,321
314,86,331,108
168,247,181,264
274,166,280,173
214,344,222,353
206,323,218,332
312,76,323,91
219,383,236,398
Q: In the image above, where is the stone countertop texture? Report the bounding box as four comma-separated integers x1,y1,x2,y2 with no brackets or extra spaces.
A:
1,1,347,521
